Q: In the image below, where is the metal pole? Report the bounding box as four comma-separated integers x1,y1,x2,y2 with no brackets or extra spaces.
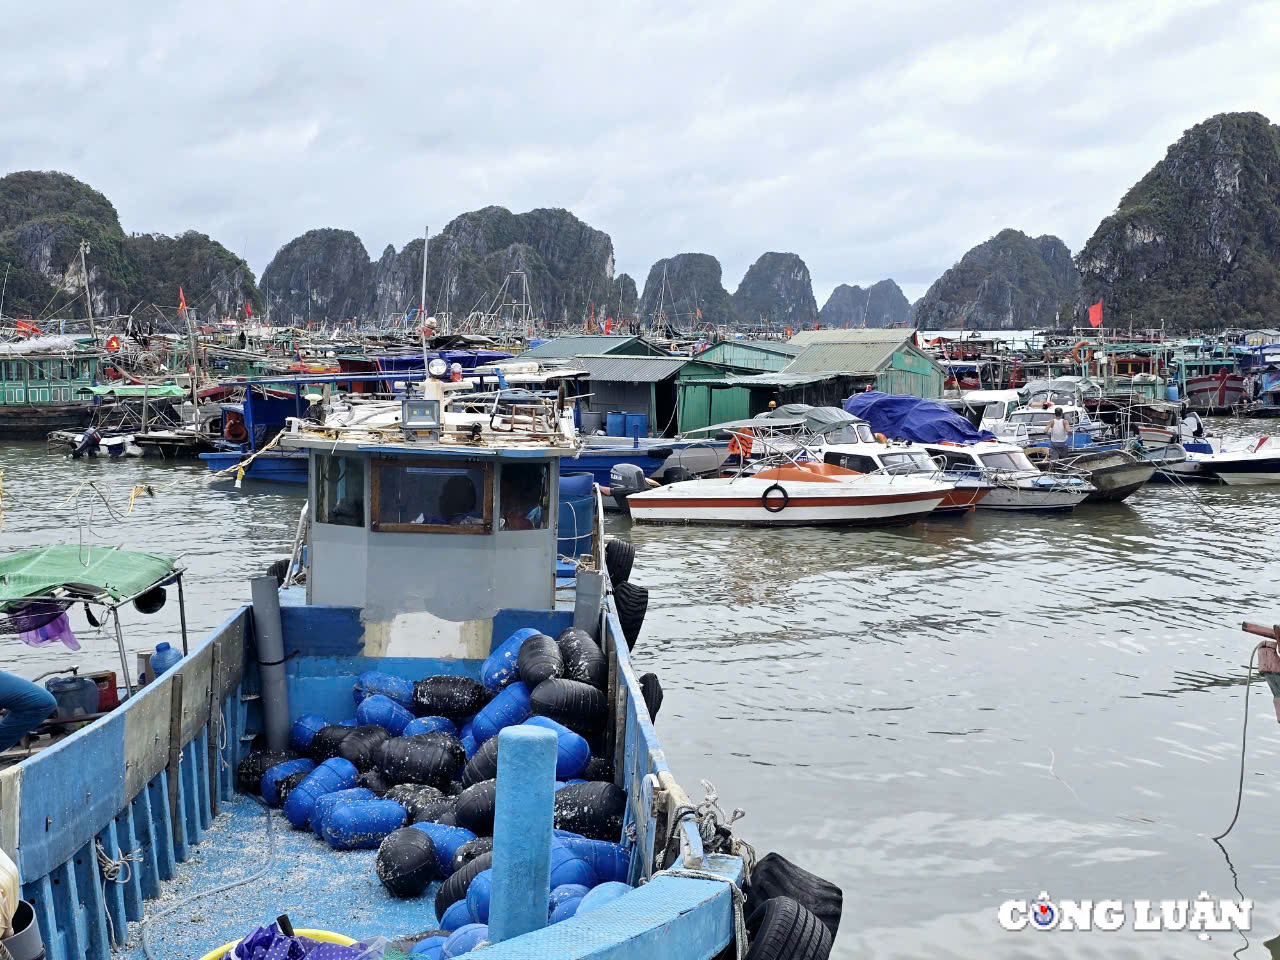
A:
176,571,190,655
489,725,556,942
140,379,151,433
111,607,136,697
80,240,98,340
419,225,430,391
250,575,291,752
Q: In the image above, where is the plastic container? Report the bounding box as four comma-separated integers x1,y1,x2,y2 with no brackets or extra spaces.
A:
150,642,182,676
624,413,648,440
410,822,477,875
261,758,316,807
605,411,626,437
44,676,99,719
577,880,632,915
85,670,119,712
0,900,41,960
356,694,415,735
439,899,474,932
557,494,595,559
465,868,493,923
196,929,355,960
321,798,408,849
480,628,541,693
523,716,590,780
471,682,532,745
353,670,415,708
283,757,359,828
442,924,488,957
289,713,328,753
403,716,458,738
310,787,375,834
558,473,595,499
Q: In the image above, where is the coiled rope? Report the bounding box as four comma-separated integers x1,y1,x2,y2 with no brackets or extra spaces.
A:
95,839,143,946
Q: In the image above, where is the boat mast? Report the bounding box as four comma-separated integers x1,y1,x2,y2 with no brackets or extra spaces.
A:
419,225,430,393
79,239,97,340
0,263,8,323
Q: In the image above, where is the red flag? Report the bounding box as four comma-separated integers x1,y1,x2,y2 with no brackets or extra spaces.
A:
696,306,702,319
15,319,40,337
178,287,187,313
245,301,253,318
784,326,793,338
1088,299,1103,328
604,317,613,335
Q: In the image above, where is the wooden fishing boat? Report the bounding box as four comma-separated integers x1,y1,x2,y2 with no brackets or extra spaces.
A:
0,336,102,440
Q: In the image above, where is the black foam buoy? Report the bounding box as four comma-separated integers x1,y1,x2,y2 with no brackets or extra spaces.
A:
357,768,391,797
583,756,614,783
450,836,494,874
612,581,648,651
235,748,295,794
434,850,493,918
384,783,445,821
453,779,498,836
555,629,607,691
530,678,607,736
410,797,458,824
461,736,500,788
552,781,626,841
337,724,391,772
376,826,439,899
517,634,564,689
379,737,463,790
412,676,488,719
309,725,355,762
275,770,310,806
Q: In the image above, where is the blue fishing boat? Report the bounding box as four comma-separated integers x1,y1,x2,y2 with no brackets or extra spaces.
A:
0,384,839,960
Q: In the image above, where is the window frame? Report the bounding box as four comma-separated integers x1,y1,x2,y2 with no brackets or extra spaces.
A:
369,456,494,535
315,453,368,528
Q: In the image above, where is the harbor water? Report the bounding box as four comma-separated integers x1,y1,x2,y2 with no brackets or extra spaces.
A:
3,431,1280,958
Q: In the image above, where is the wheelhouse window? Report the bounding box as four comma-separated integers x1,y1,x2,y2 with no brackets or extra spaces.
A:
316,454,366,527
824,452,878,473
499,462,550,530
980,451,1034,471
880,451,933,474
372,458,493,534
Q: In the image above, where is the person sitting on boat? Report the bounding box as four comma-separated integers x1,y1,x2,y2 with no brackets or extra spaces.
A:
0,672,56,754
1048,407,1072,460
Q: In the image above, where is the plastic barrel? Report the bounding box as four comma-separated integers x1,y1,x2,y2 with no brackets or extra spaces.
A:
480,628,541,693
283,757,359,828
465,868,493,923
151,642,182,675
356,695,415,735
410,822,478,876
404,716,458,738
310,787,375,835
289,714,328,753
557,494,595,559
471,682,532,745
577,880,632,915
354,670,415,709
523,716,590,780
624,413,648,440
439,900,473,932
322,798,408,849
261,759,315,807
558,473,595,498
605,412,626,437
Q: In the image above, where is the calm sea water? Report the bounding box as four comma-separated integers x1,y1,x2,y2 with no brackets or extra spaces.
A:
3,427,1280,958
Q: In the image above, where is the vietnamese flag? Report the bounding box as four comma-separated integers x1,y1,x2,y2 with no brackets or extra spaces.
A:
245,301,253,318
1088,299,1103,328
604,317,613,335
178,287,187,313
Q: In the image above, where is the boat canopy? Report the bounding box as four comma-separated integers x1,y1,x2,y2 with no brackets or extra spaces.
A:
756,403,865,435
0,545,178,611
843,391,996,444
89,383,189,398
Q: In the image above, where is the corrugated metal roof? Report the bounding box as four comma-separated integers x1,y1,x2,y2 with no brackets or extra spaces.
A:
788,328,912,346
519,336,640,359
700,339,803,356
679,372,848,388
784,340,905,374
577,355,690,383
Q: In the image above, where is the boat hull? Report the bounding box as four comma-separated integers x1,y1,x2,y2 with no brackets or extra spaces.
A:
976,485,1089,511
629,486,946,526
200,450,309,483
931,485,989,514
1184,373,1245,411
0,403,94,440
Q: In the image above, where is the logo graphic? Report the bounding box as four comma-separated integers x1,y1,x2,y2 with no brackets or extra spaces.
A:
1030,893,1057,930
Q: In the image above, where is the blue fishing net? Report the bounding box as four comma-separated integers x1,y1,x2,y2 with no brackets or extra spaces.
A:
231,923,387,960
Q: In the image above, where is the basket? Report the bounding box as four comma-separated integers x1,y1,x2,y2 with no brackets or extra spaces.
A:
197,928,357,960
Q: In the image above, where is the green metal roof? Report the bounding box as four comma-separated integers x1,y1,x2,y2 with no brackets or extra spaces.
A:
678,371,849,388
784,339,907,374
0,545,178,610
697,339,803,357
788,328,912,346
576,355,690,383
519,336,666,359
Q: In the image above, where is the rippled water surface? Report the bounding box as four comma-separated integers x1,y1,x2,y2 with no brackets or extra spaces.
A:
5,427,1280,958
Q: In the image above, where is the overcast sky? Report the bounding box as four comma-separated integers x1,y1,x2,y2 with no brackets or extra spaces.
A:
4,0,1278,305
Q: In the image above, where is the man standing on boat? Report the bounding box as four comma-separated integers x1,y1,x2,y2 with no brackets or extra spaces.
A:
1048,407,1072,460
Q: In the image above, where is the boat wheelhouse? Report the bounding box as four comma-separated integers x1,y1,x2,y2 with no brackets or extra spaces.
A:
0,336,103,439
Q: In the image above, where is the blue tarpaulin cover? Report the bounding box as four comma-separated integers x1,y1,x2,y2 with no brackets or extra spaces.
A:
843,392,996,444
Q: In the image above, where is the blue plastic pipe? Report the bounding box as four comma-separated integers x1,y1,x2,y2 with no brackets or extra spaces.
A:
488,724,557,943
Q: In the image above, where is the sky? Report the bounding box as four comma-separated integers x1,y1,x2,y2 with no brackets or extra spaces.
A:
3,0,1279,306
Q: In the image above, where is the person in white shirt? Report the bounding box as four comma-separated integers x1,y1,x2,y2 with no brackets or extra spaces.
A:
1048,407,1072,460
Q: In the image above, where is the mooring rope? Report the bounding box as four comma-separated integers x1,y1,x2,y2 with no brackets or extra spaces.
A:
650,866,749,960
95,839,143,947
1213,641,1267,841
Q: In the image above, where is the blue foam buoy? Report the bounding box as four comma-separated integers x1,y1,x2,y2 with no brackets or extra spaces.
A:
261,759,315,807
548,883,590,915
356,694,415,735
404,716,459,738
410,934,448,957
472,682,532,745
442,922,488,955
549,896,583,923
466,868,493,924
411,822,478,876
321,798,407,849
354,670,415,708
310,787,375,834
289,714,328,752
522,715,590,779
481,628,541,693
439,898,474,932
548,843,596,889
555,836,631,884
283,758,358,828
577,880,632,915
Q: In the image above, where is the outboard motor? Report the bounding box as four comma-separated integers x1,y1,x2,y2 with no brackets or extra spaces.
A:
608,463,646,514
72,427,102,459
662,465,695,485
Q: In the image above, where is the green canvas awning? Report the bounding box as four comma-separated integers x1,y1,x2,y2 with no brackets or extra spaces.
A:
0,545,178,609
89,384,188,398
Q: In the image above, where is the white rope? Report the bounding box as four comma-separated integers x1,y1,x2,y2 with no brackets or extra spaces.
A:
650,867,748,960
95,839,142,946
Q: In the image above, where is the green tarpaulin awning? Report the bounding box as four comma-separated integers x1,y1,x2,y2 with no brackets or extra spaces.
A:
89,384,188,398
0,545,178,609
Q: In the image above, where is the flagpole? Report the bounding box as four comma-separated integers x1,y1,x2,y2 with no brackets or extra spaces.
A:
420,225,429,397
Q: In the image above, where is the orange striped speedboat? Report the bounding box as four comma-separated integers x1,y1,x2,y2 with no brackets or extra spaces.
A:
626,461,952,527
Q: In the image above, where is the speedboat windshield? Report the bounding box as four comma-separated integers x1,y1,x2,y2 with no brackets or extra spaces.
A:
881,451,934,474
979,450,1034,471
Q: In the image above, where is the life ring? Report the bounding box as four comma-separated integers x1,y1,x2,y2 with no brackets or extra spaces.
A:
1072,340,1094,363
874,432,888,444
224,419,248,443
762,483,789,513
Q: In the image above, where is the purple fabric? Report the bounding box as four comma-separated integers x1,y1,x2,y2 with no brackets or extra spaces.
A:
230,924,376,960
18,610,79,651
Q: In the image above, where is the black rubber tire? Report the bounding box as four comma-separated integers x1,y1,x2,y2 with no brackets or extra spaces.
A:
450,836,495,874
556,628,607,691
746,853,843,940
356,768,391,797
744,896,833,960
583,756,614,782
235,748,295,794
552,781,626,841
378,737,464,790
336,725,391,773
275,770,310,806
434,850,493,919
376,827,438,898
412,676,487,719
638,673,663,722
605,539,635,584
613,581,649,651
761,483,789,513
517,633,564,689
461,735,500,788
454,778,498,836
309,725,354,762
530,678,608,736
384,783,446,822
267,558,290,587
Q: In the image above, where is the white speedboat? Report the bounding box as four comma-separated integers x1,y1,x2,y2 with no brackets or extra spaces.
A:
923,441,1095,510
1186,436,1280,485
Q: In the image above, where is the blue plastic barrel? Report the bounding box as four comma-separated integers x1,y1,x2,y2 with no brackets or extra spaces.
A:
577,881,632,915
356,694,415,735
624,413,648,439
289,714,328,752
151,642,182,675
471,682,532,745
557,494,595,559
404,716,458,738
353,671,415,708
410,822,478,875
1166,384,1180,402
523,716,590,779
322,798,408,849
605,412,626,437
549,896,583,923
283,757,358,828
559,473,595,498
466,868,493,923
442,924,488,957
481,628,541,693
261,759,316,807
439,899,473,932
310,787,375,834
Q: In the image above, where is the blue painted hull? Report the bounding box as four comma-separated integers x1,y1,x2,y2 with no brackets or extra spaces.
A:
571,441,727,486
199,451,309,484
